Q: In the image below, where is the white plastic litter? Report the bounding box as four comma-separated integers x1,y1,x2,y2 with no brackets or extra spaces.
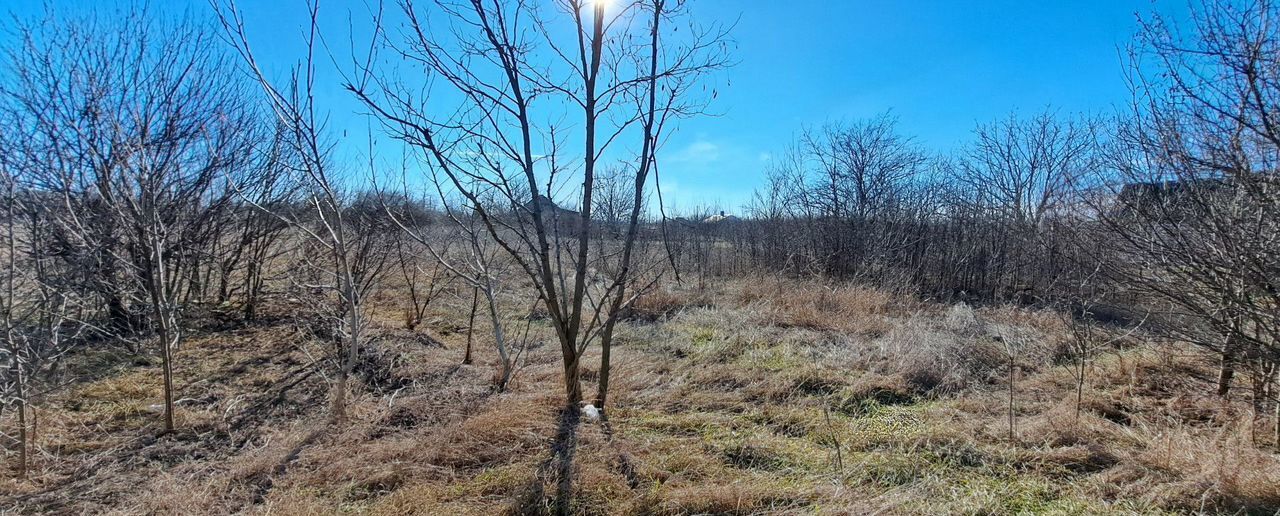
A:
581,403,601,421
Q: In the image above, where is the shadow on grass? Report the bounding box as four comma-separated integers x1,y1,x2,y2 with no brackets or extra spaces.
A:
519,406,581,515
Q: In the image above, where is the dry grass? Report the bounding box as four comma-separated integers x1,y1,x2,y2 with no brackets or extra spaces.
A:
738,278,902,337
3,277,1279,514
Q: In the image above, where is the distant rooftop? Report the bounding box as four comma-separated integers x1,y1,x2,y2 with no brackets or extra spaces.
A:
702,211,739,224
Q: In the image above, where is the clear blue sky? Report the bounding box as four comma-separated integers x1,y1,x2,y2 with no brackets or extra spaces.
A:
4,0,1184,211
660,0,1183,211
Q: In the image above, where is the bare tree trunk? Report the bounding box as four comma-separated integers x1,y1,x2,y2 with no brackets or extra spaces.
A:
331,278,361,425
330,367,347,425
1075,357,1086,421
147,236,178,434
1008,356,1016,441
159,324,176,433
594,0,665,411
2,170,25,479
482,288,512,391
243,261,259,322
13,359,26,480
595,327,614,409
1218,335,1239,397
1252,365,1263,444
217,261,234,305
464,286,477,366
564,353,583,404
1249,360,1276,446
1268,361,1280,448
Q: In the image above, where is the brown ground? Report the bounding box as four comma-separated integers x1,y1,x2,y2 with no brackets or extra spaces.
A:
3,278,1279,514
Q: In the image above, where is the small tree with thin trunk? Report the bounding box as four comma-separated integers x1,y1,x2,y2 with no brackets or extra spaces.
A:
387,192,520,390
214,0,379,424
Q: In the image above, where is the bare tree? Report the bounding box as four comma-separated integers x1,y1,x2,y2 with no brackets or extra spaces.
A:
0,149,32,479
213,132,297,322
0,130,88,480
1095,0,1280,407
944,111,1100,302
388,200,449,332
346,0,730,408
388,191,521,390
1054,263,1147,421
214,0,378,424
592,167,636,238
959,111,1098,228
805,114,926,221
796,115,929,277
2,8,260,432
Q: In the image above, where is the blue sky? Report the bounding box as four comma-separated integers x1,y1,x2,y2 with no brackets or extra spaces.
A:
661,0,1184,210
4,0,1184,211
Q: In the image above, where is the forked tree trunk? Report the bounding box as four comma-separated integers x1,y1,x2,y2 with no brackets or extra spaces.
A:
482,288,513,391
563,351,583,405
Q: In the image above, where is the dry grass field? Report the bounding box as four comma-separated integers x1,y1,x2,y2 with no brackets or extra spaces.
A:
3,278,1279,515
7,0,1280,514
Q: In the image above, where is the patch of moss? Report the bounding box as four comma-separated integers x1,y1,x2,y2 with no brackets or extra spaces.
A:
690,327,717,346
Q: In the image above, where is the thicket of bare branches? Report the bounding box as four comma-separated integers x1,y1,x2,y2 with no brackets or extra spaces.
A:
1,8,267,432
1091,0,1280,422
720,111,1098,306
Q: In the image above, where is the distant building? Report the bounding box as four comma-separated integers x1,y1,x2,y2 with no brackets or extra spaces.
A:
666,216,696,228
702,211,739,224
1115,174,1280,222
524,194,581,234
524,194,578,217
1115,179,1225,222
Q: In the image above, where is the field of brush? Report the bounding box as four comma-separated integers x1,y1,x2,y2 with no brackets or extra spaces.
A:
3,277,1280,514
